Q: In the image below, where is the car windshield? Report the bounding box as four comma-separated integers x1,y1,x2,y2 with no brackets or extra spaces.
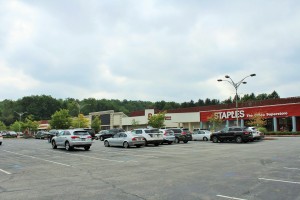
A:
73,131,89,136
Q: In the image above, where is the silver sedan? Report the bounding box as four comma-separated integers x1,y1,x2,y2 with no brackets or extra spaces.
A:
192,130,212,141
104,132,145,148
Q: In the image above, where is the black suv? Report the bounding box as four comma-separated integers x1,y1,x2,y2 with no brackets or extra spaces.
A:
98,128,125,141
210,126,253,143
168,128,192,143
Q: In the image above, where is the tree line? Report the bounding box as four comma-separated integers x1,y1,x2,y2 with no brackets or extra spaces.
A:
0,91,280,127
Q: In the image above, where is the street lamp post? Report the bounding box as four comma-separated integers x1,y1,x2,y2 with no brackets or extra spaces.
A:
77,103,90,128
217,74,256,126
14,111,27,132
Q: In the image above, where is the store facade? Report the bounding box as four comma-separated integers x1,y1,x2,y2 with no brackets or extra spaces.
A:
199,103,300,132
88,97,300,132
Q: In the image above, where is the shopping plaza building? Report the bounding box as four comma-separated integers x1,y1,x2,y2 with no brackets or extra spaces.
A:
89,97,300,132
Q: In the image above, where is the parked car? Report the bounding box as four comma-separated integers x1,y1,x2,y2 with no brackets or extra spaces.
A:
192,130,212,141
168,128,192,143
0,133,3,145
104,132,145,148
131,128,163,146
7,131,18,137
245,127,264,141
35,131,49,139
51,129,93,151
97,128,125,141
210,126,253,143
0,131,7,136
159,129,175,144
82,128,96,140
48,129,62,143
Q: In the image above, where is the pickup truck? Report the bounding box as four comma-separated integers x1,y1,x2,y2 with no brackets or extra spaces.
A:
210,126,253,143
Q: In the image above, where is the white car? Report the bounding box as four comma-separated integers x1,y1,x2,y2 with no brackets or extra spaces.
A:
246,127,264,141
104,132,145,148
51,129,93,151
159,129,175,144
131,128,163,146
192,130,212,141
0,133,3,145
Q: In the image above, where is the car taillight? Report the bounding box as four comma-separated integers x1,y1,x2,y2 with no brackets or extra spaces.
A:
87,135,92,139
164,132,167,136
244,131,250,135
132,138,137,141
71,136,80,139
182,132,186,135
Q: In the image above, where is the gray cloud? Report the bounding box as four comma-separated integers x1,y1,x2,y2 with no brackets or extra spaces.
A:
0,0,299,102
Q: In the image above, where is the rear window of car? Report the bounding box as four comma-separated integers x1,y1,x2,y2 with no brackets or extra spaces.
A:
170,129,182,133
73,131,89,136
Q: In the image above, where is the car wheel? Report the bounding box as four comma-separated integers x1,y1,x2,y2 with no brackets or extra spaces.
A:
84,146,90,151
52,140,57,149
168,141,173,145
104,140,110,147
175,138,179,144
100,136,104,141
65,141,73,151
0,142,2,145
123,142,129,148
183,140,188,143
235,136,242,143
203,137,208,141
154,143,159,146
212,136,218,143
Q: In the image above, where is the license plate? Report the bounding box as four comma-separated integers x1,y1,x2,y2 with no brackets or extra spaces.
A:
81,138,85,141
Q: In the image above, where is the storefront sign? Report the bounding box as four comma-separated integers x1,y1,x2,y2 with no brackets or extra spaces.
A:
200,103,300,122
165,116,171,120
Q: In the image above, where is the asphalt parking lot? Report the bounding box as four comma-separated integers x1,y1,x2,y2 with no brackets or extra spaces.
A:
1,137,300,200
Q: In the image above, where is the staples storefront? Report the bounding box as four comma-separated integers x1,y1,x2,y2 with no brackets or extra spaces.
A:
200,103,300,132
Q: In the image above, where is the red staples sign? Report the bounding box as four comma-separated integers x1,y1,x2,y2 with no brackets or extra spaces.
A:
200,103,300,122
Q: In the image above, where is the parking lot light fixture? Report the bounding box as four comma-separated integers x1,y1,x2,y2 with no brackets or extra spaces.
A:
14,111,27,132
217,74,256,126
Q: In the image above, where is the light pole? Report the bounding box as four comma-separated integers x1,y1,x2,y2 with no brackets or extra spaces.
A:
217,74,256,126
77,103,90,128
14,111,27,132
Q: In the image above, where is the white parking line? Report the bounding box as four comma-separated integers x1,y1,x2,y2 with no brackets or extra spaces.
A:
63,152,137,163
0,168,11,175
259,178,300,185
217,194,247,200
284,167,300,170
3,150,72,167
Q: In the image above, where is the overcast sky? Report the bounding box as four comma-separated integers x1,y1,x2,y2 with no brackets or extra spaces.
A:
0,0,299,103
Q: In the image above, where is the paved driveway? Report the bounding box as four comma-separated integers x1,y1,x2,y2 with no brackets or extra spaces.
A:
1,138,300,200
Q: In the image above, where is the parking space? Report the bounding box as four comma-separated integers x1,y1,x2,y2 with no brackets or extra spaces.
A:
1,138,300,199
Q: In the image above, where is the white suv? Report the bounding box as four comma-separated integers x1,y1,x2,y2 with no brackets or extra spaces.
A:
51,129,93,151
131,128,163,146
245,127,264,141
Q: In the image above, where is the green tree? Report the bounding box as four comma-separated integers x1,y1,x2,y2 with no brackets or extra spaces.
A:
50,109,72,129
207,113,223,131
268,91,280,99
10,121,22,132
246,113,267,127
0,121,6,130
148,112,166,128
91,116,101,132
72,114,90,128
131,119,140,129
23,117,39,132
